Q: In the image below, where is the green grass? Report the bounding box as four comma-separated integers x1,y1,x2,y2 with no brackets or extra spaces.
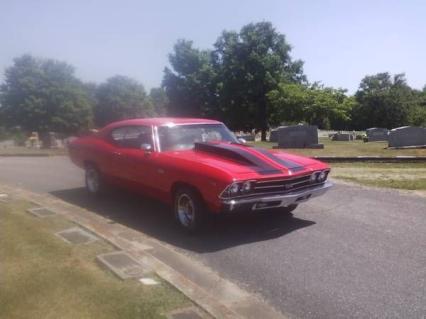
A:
251,138,426,157
335,176,426,190
251,139,426,190
0,146,67,156
329,162,426,191
0,200,189,319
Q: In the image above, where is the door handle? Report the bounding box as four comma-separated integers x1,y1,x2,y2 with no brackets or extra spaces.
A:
113,151,121,156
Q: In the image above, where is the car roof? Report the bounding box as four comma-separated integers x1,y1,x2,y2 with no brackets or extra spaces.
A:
100,117,223,132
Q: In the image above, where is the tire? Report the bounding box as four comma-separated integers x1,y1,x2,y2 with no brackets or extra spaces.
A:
173,187,207,233
85,164,105,196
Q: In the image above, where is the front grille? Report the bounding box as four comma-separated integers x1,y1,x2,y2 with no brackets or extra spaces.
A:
252,174,318,195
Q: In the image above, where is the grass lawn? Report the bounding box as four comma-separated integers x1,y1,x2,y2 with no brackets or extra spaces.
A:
330,162,426,191
251,138,426,191
0,146,67,156
0,200,189,319
251,138,426,157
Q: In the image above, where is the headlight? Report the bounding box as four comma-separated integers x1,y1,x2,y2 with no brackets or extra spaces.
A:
242,181,252,193
311,170,328,183
229,183,240,195
220,180,255,198
316,170,328,182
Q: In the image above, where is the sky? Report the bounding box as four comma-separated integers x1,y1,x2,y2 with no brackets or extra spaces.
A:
1,0,425,93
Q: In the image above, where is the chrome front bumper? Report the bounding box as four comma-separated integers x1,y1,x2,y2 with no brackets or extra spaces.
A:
221,181,333,212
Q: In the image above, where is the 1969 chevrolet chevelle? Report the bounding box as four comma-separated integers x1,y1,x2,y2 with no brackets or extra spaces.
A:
69,118,332,232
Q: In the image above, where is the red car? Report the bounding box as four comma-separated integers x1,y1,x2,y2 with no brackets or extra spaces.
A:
69,118,332,231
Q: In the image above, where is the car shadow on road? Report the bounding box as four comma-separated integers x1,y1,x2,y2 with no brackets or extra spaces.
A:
50,187,316,253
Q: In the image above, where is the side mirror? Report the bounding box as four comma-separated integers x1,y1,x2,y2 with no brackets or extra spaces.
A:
237,138,247,144
141,143,152,152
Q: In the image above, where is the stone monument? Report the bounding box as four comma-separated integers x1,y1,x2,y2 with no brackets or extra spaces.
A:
366,128,389,142
388,126,426,148
276,125,323,148
269,126,285,142
331,132,355,141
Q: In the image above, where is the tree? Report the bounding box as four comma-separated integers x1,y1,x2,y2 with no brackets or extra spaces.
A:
162,23,306,139
82,82,98,111
352,73,415,129
162,40,218,118
306,86,354,130
212,22,306,139
408,88,426,126
94,75,153,127
267,83,353,130
267,83,309,125
0,55,92,139
149,87,168,116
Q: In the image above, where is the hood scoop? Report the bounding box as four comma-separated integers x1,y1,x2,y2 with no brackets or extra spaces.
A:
253,147,305,173
194,142,282,175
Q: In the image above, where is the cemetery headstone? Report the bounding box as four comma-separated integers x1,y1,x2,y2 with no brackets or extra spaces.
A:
236,133,255,142
366,128,389,142
269,126,285,142
27,132,40,148
276,125,323,148
388,126,426,148
331,132,355,141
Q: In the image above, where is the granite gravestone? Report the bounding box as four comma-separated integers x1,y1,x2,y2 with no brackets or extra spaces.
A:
48,132,60,148
236,133,255,142
388,126,426,148
277,125,323,148
331,132,355,141
366,128,389,142
269,126,285,142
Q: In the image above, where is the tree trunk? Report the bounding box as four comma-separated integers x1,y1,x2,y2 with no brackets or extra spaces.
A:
259,96,268,141
261,129,267,141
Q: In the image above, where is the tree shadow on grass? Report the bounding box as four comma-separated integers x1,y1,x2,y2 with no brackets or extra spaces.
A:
50,187,315,253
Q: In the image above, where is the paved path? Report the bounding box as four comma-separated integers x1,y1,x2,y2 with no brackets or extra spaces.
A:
1,156,425,318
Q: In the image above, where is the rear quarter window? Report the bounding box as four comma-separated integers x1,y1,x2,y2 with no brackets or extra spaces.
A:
109,126,152,149
111,127,127,141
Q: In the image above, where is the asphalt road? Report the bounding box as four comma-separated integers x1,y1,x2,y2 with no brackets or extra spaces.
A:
1,156,425,319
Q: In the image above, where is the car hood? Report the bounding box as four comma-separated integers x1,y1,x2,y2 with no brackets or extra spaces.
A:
162,142,326,179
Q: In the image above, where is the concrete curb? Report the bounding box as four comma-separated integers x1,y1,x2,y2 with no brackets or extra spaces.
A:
0,153,51,157
313,156,426,163
0,184,288,319
387,145,426,150
1,154,425,163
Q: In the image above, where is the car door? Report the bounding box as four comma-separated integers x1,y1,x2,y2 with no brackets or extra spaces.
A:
105,126,129,180
115,125,159,195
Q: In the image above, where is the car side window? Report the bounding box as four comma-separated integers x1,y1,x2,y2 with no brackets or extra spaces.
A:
111,127,127,142
110,126,152,149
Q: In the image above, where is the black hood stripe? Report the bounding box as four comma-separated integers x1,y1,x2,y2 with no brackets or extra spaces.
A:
194,142,281,175
254,148,305,173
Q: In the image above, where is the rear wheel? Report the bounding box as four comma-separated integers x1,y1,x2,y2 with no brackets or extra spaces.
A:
85,165,105,196
174,187,207,233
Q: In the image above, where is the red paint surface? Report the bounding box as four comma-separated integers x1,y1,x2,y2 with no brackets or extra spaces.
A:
69,118,329,213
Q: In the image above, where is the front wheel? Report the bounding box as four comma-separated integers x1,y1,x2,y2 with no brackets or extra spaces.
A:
85,165,105,196
174,187,207,233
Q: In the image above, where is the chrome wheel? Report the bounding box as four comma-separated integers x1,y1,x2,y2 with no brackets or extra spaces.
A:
86,168,100,193
177,193,195,228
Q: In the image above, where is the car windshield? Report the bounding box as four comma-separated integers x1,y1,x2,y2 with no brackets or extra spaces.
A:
158,123,239,151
